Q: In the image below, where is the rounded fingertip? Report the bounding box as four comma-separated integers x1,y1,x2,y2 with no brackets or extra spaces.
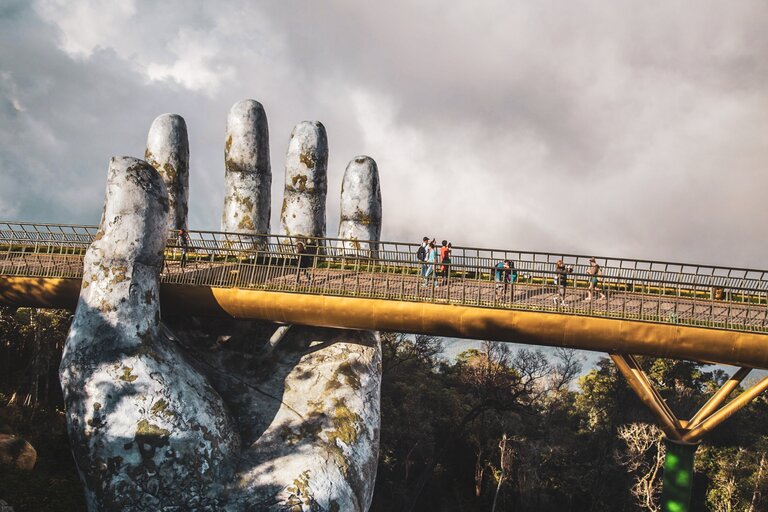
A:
145,113,190,231
222,99,271,234
338,155,382,245
99,156,169,266
281,121,328,239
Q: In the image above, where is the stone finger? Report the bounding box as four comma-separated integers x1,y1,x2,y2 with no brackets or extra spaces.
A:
222,99,271,241
338,156,382,256
280,120,328,245
145,113,190,231
61,156,238,511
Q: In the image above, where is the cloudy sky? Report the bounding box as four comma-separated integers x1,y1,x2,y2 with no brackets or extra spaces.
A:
1,0,766,268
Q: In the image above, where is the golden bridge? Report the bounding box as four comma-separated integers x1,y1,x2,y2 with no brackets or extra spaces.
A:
2,220,768,447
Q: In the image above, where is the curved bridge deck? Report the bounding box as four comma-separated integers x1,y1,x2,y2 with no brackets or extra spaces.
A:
2,222,768,368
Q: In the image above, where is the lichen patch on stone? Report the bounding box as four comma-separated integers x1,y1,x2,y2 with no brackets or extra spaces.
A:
119,366,138,382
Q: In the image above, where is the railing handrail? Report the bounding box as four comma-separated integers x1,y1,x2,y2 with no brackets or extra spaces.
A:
3,223,768,335
2,220,768,293
2,220,767,275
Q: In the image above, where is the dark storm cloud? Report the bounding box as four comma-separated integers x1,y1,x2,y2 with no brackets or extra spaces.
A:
1,0,766,268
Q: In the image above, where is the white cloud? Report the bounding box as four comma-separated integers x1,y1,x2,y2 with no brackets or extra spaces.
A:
145,28,235,94
2,0,767,268
33,0,137,57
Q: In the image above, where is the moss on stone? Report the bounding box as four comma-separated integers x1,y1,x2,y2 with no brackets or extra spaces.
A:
326,361,361,391
225,158,245,175
150,399,172,418
291,174,308,192
111,267,128,284
285,470,314,506
324,398,363,475
354,209,374,226
238,214,255,231
299,150,316,169
158,162,179,184
329,399,361,446
119,366,138,382
135,419,170,439
232,193,255,212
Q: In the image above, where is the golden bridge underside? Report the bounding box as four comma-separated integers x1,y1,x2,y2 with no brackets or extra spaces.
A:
3,275,767,370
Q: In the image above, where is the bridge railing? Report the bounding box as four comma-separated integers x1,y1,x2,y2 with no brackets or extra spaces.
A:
1,222,767,334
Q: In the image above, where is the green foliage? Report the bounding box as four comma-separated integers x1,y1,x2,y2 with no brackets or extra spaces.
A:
373,341,768,511
3,306,768,511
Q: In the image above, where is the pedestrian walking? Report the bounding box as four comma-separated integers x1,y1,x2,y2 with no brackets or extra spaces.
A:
495,260,511,299
296,241,312,283
440,240,452,285
178,228,190,269
585,257,606,301
417,236,429,279
423,240,438,286
508,261,519,302
553,259,572,306
494,260,519,301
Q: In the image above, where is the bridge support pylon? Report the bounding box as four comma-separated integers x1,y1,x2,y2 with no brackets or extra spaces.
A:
661,438,697,512
609,354,768,511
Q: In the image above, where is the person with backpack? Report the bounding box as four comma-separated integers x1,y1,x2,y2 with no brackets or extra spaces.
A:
494,260,517,301
417,236,429,279
585,257,606,301
493,260,509,296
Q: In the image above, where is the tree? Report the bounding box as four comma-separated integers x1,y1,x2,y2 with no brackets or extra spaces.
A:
615,422,665,512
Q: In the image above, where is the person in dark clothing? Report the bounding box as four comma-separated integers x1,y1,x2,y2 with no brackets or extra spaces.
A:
494,260,518,301
495,260,510,298
507,261,518,301
296,241,313,283
178,228,190,269
417,236,430,279
553,259,573,306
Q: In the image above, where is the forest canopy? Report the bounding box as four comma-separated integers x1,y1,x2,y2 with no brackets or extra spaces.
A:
1,307,768,511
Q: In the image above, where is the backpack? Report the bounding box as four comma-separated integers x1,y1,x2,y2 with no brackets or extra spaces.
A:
416,245,427,261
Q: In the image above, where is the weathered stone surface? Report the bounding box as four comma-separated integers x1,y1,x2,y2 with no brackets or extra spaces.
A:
222,100,271,236
0,434,37,470
60,157,238,511
338,156,382,256
169,324,381,511
61,113,383,511
237,328,381,511
145,113,190,231
281,121,328,241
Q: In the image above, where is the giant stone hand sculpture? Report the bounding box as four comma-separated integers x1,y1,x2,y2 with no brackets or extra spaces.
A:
61,103,383,511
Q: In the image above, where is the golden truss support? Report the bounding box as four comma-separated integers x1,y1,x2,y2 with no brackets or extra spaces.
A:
610,354,768,443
